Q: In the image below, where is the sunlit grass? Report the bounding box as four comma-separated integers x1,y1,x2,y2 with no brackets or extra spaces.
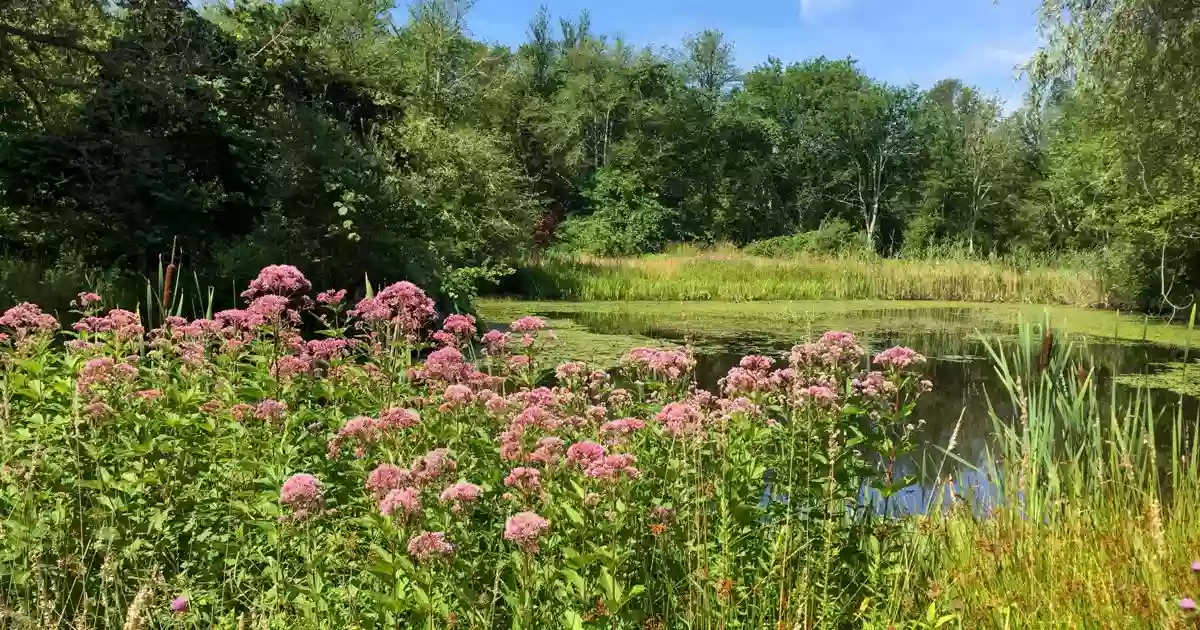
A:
513,249,1106,307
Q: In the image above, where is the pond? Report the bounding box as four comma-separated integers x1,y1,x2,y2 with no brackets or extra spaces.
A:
479,299,1200,514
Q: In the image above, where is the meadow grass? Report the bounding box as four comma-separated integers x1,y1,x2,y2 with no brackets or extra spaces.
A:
513,248,1106,307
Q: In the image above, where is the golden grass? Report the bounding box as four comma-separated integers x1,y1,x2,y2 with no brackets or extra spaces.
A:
520,251,1106,307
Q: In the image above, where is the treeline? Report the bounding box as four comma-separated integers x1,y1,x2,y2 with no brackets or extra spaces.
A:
0,0,1197,310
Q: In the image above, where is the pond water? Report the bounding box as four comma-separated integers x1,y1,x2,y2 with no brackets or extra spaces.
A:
479,300,1200,514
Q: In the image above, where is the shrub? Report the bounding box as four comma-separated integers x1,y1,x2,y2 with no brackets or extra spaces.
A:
743,218,865,257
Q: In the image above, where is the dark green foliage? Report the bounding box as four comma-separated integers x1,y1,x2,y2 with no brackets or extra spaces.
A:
1,0,1198,312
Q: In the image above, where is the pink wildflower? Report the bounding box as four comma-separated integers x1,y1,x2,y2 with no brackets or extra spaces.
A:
585,453,641,482
412,448,456,486
407,531,454,562
74,292,102,308
507,355,530,372
443,384,474,405
504,511,551,553
874,346,926,369
349,281,436,337
555,361,587,382
326,416,380,459
133,389,162,402
274,354,313,379
366,464,412,499
601,418,647,437
380,487,422,519
566,441,607,467
510,316,546,333
797,385,839,407
424,347,473,383
440,482,482,513
280,473,323,521
440,314,477,344
247,295,295,326
83,401,114,420
656,403,705,438
789,331,865,370
740,355,773,371
852,372,896,398
378,407,420,430
481,329,511,355
316,289,346,305
623,347,696,381
529,436,565,466
254,399,287,421
504,467,542,493
241,265,311,301
0,302,58,340
76,357,137,394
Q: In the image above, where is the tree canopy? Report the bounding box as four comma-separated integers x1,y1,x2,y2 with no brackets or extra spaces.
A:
1,0,1197,310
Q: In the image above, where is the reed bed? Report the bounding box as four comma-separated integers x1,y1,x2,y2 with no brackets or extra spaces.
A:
918,320,1200,628
516,251,1106,307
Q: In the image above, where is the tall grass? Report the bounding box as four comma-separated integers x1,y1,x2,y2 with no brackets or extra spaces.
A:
511,248,1106,306
922,320,1200,628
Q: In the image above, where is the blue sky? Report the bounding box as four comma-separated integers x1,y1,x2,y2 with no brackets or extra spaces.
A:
399,0,1043,108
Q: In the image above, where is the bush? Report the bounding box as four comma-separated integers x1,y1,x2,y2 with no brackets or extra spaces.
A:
743,219,865,257
555,168,672,256
0,264,933,628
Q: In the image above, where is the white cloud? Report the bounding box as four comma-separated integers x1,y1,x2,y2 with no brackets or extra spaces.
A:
799,0,853,21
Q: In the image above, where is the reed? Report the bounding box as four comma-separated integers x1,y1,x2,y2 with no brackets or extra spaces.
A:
919,318,1200,628
513,250,1106,307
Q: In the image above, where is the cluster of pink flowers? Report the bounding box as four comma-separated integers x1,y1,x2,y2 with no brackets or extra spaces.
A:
350,281,436,338
327,409,420,459
566,441,606,467
73,308,145,341
315,289,346,305
422,347,476,383
133,389,163,402
789,331,865,371
0,303,58,342
503,467,542,493
481,329,511,355
600,418,647,438
280,473,324,521
529,436,565,465
584,453,641,482
407,531,454,562
77,357,138,394
254,399,287,421
439,482,482,513
873,346,926,370
411,448,456,486
796,385,839,407
852,372,897,398
624,347,697,381
380,487,422,519
432,314,477,348
246,295,298,327
74,292,102,308
504,511,551,553
656,403,705,438
510,316,546,333
366,464,412,499
555,361,587,382
241,265,312,301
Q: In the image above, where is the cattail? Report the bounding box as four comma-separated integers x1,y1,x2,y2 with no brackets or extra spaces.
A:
162,262,176,312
